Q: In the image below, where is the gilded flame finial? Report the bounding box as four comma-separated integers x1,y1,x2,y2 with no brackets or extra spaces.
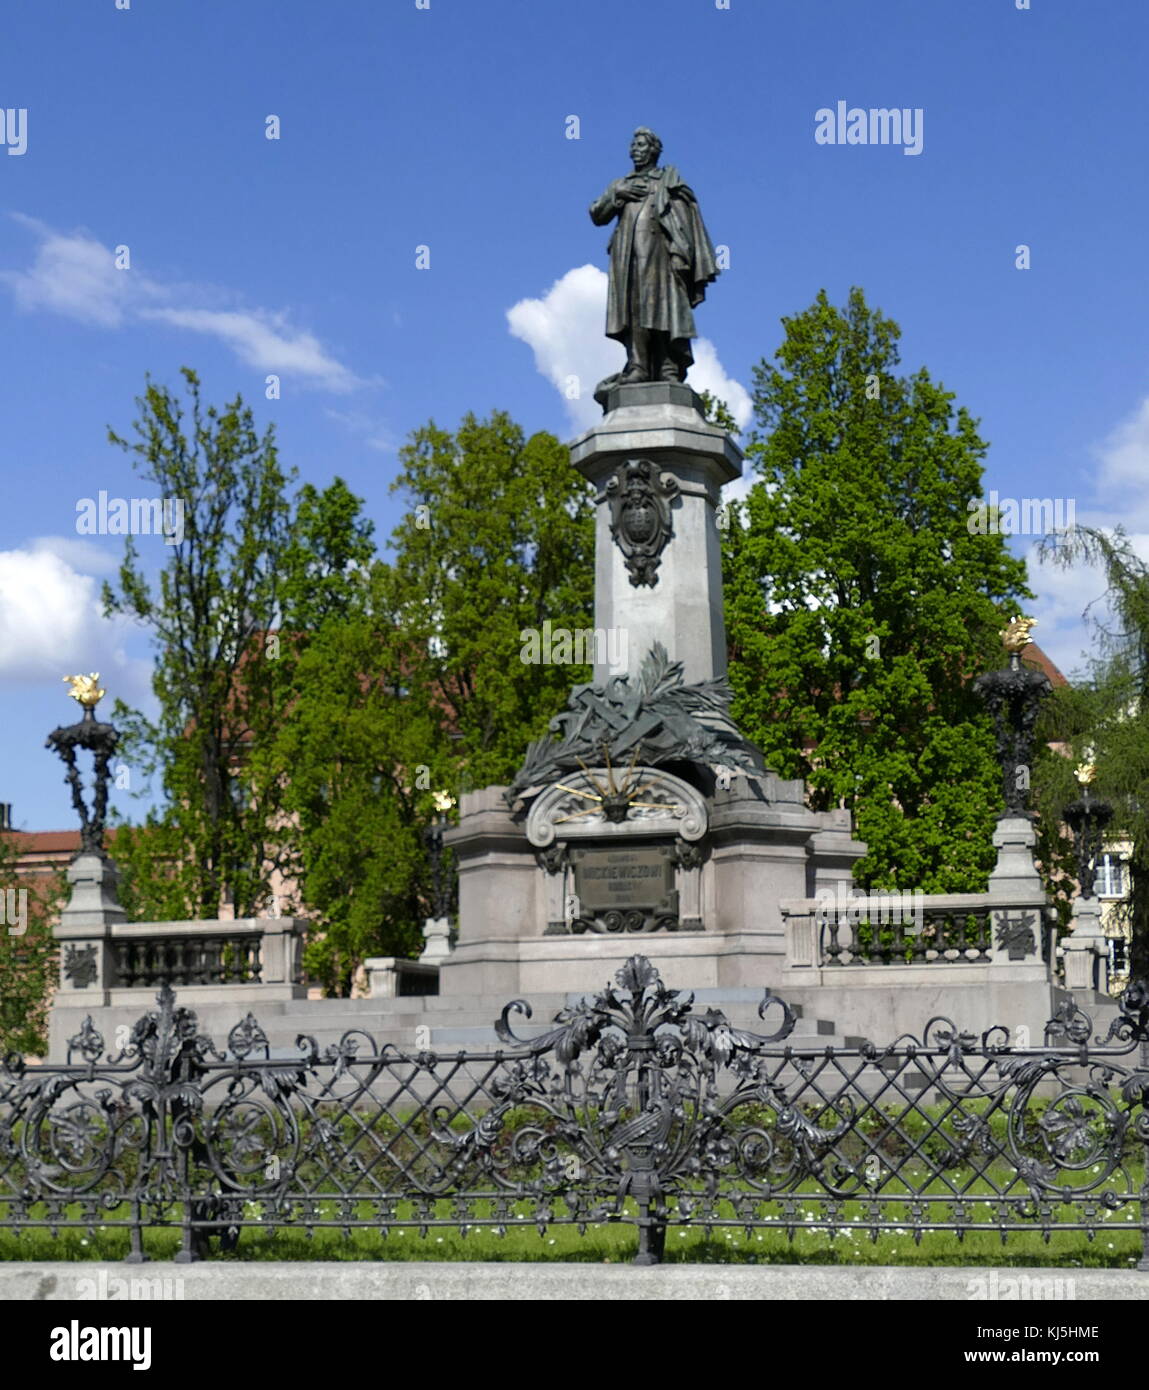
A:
1074,762,1097,787
63,673,105,710
431,790,456,813
1000,615,1037,654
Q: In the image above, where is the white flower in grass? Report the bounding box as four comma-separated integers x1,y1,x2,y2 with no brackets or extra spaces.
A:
548,1239,556,1245
436,1237,444,1243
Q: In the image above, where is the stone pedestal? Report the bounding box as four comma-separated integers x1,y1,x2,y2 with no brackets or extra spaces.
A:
364,957,440,998
53,852,125,1007
988,815,1044,896
704,774,866,987
440,770,868,1000
569,383,741,685
438,787,542,997
419,915,453,964
1063,895,1109,996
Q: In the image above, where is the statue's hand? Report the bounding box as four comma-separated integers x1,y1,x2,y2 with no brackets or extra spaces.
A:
617,179,648,203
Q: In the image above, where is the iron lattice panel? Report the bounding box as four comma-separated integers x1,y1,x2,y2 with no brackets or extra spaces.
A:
1,959,1147,1265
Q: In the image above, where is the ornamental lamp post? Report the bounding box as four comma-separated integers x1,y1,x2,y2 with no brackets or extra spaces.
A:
1062,762,1114,901
973,616,1053,820
45,673,119,857
46,674,126,1003
1061,761,1115,998
419,790,456,964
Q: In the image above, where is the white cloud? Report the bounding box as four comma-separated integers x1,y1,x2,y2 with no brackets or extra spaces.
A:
1090,397,1149,532
28,535,119,576
324,407,399,454
1023,541,1107,682
1,216,362,391
141,307,361,393
1027,394,1149,679
685,337,752,432
507,264,751,435
0,214,152,326
0,540,149,698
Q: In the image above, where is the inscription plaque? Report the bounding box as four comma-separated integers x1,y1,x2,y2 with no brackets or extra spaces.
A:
568,844,679,933
573,845,673,910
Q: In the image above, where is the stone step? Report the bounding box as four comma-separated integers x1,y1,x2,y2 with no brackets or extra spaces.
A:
244,985,853,1061
267,1009,837,1045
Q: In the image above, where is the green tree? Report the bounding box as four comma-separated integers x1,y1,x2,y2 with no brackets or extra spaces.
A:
1035,525,1149,981
0,833,65,1056
385,411,595,791
724,288,1032,892
104,368,295,919
260,562,442,993
256,412,595,993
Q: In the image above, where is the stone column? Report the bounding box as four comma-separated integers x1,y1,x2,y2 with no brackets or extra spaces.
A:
988,816,1044,897
568,382,741,685
419,915,454,964
439,786,541,997
1063,895,1109,996
53,851,126,1010
259,917,305,987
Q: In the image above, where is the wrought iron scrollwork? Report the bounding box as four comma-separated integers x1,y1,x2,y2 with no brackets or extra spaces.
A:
2,961,1147,1267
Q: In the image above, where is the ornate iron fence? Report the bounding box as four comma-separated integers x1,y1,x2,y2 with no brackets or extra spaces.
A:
2,957,1148,1267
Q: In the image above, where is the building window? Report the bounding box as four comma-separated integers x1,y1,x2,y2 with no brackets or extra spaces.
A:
1110,935,1129,977
1093,853,1126,898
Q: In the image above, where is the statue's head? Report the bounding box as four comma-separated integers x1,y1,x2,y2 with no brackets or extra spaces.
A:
630,127,662,167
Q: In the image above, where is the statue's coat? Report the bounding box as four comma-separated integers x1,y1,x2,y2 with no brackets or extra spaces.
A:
590,164,719,356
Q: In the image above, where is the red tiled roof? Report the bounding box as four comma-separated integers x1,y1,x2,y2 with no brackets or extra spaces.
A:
6,828,119,853
1022,642,1069,688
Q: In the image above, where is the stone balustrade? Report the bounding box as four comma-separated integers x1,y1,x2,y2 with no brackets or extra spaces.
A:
780,890,1055,969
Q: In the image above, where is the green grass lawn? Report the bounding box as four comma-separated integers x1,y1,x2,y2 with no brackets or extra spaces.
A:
1,1189,1143,1266
3,1093,1144,1265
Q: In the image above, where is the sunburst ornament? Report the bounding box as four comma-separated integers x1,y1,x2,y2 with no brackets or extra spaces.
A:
1073,762,1097,787
1000,615,1037,653
552,744,682,826
63,673,105,710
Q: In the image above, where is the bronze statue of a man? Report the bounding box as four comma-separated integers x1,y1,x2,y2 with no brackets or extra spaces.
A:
589,128,720,400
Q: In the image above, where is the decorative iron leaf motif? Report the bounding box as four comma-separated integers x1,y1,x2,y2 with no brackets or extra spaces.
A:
2,962,1147,1265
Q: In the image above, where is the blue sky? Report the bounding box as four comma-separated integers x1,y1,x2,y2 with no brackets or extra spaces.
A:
2,0,1147,829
